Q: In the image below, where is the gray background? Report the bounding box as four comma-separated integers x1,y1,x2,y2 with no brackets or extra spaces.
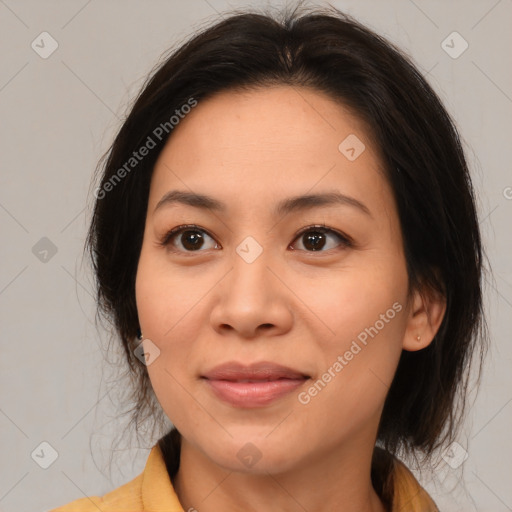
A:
0,0,511,511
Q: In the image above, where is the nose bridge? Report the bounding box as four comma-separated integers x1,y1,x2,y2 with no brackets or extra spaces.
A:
209,237,292,337
228,239,275,306
228,209,274,284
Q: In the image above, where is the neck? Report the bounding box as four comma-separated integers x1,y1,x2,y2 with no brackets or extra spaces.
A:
172,436,387,512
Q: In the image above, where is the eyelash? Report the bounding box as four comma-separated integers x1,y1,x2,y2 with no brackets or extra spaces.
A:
158,223,353,254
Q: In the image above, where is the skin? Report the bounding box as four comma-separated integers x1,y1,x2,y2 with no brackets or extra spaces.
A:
135,85,446,512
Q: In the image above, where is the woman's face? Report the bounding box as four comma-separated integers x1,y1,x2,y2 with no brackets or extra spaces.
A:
136,85,414,473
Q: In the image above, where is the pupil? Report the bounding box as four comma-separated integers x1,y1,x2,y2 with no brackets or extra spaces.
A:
182,230,203,250
304,232,325,251
179,230,327,251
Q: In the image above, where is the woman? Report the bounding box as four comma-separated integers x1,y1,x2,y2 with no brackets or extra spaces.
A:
51,4,488,511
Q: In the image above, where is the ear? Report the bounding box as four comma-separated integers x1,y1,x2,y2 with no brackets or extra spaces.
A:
403,283,446,352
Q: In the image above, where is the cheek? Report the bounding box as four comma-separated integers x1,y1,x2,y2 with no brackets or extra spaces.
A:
135,250,209,419
293,259,407,347
144,360,204,439
295,317,404,447
135,249,205,342
294,268,406,408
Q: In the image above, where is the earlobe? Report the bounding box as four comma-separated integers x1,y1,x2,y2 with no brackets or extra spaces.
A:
402,285,446,352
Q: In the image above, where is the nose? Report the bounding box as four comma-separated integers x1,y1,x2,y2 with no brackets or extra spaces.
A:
209,252,294,339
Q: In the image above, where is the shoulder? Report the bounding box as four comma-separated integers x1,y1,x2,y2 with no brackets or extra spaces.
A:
372,446,439,512
49,443,183,512
391,457,439,512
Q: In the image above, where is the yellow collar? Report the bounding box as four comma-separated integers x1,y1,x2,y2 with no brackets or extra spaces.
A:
143,442,438,512
140,444,184,511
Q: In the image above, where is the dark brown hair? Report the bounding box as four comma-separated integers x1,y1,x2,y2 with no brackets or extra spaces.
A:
86,2,489,472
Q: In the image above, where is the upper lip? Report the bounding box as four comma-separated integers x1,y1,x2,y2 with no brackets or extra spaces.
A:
201,361,310,381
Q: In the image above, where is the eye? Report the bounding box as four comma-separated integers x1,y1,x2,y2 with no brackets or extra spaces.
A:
290,224,352,252
159,223,352,254
159,224,219,253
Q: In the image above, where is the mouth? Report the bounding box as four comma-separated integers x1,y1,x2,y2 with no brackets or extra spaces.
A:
201,361,310,408
201,360,310,380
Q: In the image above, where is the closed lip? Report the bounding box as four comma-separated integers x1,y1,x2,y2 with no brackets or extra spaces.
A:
201,361,310,381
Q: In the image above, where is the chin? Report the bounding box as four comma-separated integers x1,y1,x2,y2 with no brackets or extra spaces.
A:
203,430,301,475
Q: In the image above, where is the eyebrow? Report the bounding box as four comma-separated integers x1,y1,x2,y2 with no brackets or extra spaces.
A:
154,190,372,218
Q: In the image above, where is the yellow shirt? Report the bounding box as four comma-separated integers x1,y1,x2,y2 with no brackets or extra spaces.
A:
50,443,438,512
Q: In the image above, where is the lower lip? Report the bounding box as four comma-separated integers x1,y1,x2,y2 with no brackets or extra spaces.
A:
203,378,308,407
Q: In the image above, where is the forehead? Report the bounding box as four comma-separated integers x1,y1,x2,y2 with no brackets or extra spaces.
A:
149,85,391,217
